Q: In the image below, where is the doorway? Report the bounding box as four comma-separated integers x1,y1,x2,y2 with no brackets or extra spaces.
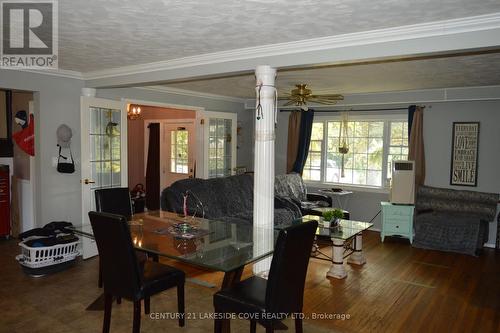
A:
127,103,197,210
0,89,36,238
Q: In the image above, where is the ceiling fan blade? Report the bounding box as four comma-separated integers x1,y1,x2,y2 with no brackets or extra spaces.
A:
308,98,341,105
283,100,297,106
309,94,344,100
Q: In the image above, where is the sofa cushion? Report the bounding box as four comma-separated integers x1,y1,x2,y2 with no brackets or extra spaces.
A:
274,173,307,203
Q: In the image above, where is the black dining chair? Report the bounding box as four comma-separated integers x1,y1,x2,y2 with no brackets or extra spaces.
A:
213,220,318,333
89,211,185,333
95,187,134,219
95,188,139,290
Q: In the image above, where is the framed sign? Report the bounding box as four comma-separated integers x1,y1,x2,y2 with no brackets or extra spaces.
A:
450,122,479,186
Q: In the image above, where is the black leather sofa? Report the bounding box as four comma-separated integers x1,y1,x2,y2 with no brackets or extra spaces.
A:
161,173,332,226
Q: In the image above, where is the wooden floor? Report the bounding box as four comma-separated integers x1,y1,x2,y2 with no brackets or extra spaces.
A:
1,230,499,333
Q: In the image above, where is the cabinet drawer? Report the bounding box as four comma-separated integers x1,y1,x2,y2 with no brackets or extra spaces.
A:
384,215,412,225
384,222,409,234
383,206,413,217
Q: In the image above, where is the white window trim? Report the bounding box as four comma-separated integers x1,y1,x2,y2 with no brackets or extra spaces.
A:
303,112,407,192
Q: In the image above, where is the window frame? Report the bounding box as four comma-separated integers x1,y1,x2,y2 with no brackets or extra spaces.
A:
302,112,408,192
170,129,189,174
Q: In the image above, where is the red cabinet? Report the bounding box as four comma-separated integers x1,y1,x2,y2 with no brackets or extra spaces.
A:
0,165,10,237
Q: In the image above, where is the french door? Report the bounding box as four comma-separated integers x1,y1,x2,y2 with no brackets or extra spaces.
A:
161,121,196,188
203,111,237,178
80,97,127,259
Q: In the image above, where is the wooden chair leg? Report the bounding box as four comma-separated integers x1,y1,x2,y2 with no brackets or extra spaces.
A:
177,283,185,327
98,259,103,288
103,293,113,333
144,297,150,315
133,300,141,333
250,320,257,333
116,297,121,305
214,318,222,333
295,317,303,333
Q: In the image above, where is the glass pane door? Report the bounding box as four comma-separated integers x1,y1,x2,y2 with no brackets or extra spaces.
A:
208,118,232,178
81,96,125,259
89,107,122,208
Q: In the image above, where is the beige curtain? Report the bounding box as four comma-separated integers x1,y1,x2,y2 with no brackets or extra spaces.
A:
408,106,425,186
286,111,301,173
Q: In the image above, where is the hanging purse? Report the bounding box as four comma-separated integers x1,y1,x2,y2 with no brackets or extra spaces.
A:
57,145,75,174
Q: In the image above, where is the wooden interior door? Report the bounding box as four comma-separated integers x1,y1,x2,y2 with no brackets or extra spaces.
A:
161,121,195,188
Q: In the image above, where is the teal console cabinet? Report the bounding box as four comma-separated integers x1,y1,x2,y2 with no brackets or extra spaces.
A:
381,202,415,243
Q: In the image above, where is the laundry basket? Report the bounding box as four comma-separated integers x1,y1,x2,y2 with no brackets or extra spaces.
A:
16,238,80,276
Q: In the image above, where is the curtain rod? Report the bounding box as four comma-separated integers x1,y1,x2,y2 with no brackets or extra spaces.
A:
279,107,411,113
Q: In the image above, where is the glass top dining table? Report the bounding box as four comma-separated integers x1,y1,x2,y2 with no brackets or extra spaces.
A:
72,210,279,274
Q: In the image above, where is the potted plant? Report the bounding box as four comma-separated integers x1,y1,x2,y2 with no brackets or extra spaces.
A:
322,208,344,228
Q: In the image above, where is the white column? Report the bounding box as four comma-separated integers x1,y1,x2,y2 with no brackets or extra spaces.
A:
327,238,347,279
347,233,367,265
253,65,277,276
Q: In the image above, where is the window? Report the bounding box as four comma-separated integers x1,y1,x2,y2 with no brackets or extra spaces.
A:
302,115,408,188
387,121,409,180
170,130,189,174
302,122,323,181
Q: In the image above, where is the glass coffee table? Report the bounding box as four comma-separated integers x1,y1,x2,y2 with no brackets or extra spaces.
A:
300,215,373,279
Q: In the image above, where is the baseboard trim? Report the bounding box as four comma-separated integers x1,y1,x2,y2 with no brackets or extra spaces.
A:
367,229,496,249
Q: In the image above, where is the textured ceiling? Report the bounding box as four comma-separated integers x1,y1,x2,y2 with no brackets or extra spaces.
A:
58,0,500,72
164,53,500,97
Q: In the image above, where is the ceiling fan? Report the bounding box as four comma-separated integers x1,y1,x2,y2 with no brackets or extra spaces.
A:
279,84,344,110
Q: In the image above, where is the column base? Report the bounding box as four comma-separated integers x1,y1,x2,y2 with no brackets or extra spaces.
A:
327,264,347,279
311,241,319,256
347,252,366,265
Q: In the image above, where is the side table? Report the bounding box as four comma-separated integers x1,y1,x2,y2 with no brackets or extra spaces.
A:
380,201,414,243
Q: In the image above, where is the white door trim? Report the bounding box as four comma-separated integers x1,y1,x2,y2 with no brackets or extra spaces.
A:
121,98,205,178
122,98,205,112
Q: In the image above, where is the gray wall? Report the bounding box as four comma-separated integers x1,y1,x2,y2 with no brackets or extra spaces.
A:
0,69,84,227
275,100,500,245
236,108,254,170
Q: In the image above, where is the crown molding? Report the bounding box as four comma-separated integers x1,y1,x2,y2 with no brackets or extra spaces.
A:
82,13,500,82
245,85,500,109
1,67,83,80
135,85,246,104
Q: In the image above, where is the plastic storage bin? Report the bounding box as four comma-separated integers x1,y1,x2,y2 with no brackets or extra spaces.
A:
16,238,80,276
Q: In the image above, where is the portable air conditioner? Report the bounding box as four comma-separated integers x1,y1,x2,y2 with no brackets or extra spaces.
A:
390,160,415,205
